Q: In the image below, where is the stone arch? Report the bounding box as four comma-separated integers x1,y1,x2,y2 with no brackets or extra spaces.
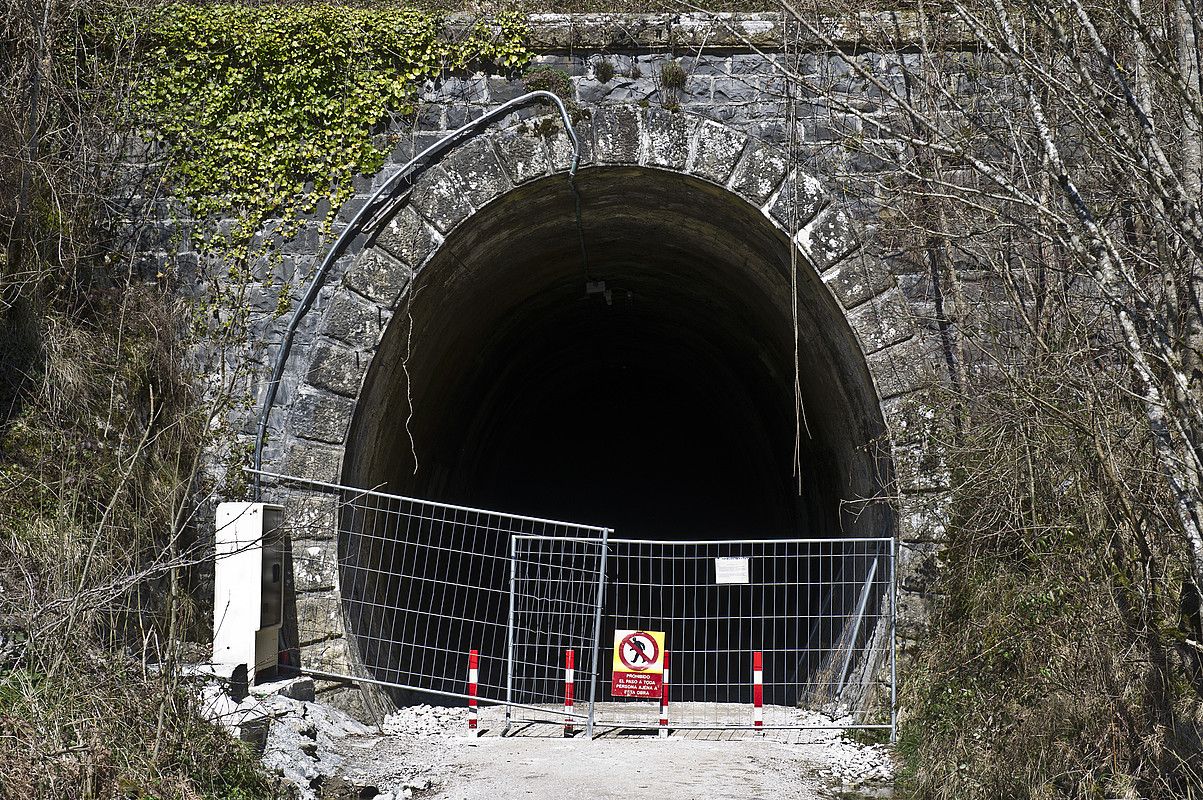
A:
273,105,945,690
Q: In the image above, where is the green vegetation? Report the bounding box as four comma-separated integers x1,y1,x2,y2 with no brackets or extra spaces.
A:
139,3,530,238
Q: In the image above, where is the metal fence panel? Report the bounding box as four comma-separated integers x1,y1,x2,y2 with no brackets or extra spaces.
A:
590,537,895,732
277,474,609,717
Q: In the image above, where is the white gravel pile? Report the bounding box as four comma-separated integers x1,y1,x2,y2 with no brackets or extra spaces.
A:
380,703,462,737
817,738,894,787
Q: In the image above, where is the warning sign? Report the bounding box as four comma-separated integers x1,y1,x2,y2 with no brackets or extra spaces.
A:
611,629,665,698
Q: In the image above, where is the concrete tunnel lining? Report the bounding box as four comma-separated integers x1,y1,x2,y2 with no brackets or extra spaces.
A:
337,166,895,703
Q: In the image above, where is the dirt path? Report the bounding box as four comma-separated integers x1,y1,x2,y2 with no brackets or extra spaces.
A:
326,706,894,800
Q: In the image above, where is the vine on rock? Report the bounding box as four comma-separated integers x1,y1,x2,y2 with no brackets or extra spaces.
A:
139,3,530,234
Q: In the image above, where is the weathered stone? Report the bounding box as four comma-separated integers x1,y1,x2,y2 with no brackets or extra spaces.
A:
801,206,860,273
711,76,759,104
896,489,952,544
644,108,698,170
321,290,388,348
846,287,913,354
578,76,657,105
592,106,643,164
898,541,941,595
689,120,748,184
493,128,551,184
546,114,594,172
895,589,932,640
408,165,472,233
821,251,894,309
373,206,439,269
766,170,828,230
283,492,338,541
300,634,350,672
296,593,342,646
866,334,937,399
292,539,338,592
289,390,356,446
439,136,511,208
282,441,342,485
306,340,368,398
880,391,941,447
342,248,412,308
730,138,789,203
893,441,952,492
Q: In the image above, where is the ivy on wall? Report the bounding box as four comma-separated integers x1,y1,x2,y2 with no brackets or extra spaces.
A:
139,3,530,233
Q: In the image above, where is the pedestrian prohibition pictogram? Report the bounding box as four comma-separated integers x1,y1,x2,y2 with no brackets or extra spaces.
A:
611,629,665,697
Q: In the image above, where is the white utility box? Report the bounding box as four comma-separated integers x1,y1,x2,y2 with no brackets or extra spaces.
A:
212,502,285,682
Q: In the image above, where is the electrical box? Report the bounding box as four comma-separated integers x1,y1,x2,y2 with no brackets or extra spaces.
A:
212,502,285,682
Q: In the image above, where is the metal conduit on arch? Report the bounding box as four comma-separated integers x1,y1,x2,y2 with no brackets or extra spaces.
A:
251,91,582,500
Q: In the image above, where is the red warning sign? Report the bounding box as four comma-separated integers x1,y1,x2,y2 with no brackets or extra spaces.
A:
611,629,665,698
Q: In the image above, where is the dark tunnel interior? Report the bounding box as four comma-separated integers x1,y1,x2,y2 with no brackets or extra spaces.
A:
336,167,895,711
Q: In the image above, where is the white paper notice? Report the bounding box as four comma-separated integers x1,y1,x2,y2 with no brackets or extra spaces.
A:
714,556,750,585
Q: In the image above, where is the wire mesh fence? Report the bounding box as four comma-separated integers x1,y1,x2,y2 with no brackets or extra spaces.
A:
591,537,895,732
266,472,894,737
276,473,609,720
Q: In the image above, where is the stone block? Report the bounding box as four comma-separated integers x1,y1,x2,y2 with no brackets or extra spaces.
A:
893,441,951,493
493,128,551,184
440,136,511,208
373,206,440,269
644,108,698,170
730,138,789,204
821,250,894,310
689,120,747,184
896,488,952,544
729,53,781,75
866,334,938,399
895,589,932,641
283,492,339,541
578,76,657,105
300,634,350,672
711,75,759,104
846,287,913,354
296,592,343,646
766,170,828,231
342,248,412,308
293,540,338,592
802,207,860,273
592,106,643,164
899,538,943,596
408,165,472,233
282,441,343,485
306,339,368,398
547,114,594,172
880,391,941,448
289,389,356,446
321,290,388,348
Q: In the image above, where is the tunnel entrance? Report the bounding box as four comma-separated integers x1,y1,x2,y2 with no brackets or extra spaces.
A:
338,165,895,713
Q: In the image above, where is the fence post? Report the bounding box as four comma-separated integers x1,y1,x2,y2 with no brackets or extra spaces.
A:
659,650,670,738
505,536,516,736
585,529,610,739
467,649,479,735
890,539,898,744
564,649,575,737
753,650,764,736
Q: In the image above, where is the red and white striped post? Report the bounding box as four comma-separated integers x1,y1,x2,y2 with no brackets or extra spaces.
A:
563,649,575,737
467,649,479,735
752,651,764,736
659,650,671,738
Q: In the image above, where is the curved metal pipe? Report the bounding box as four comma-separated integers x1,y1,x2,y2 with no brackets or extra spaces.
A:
252,91,581,498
